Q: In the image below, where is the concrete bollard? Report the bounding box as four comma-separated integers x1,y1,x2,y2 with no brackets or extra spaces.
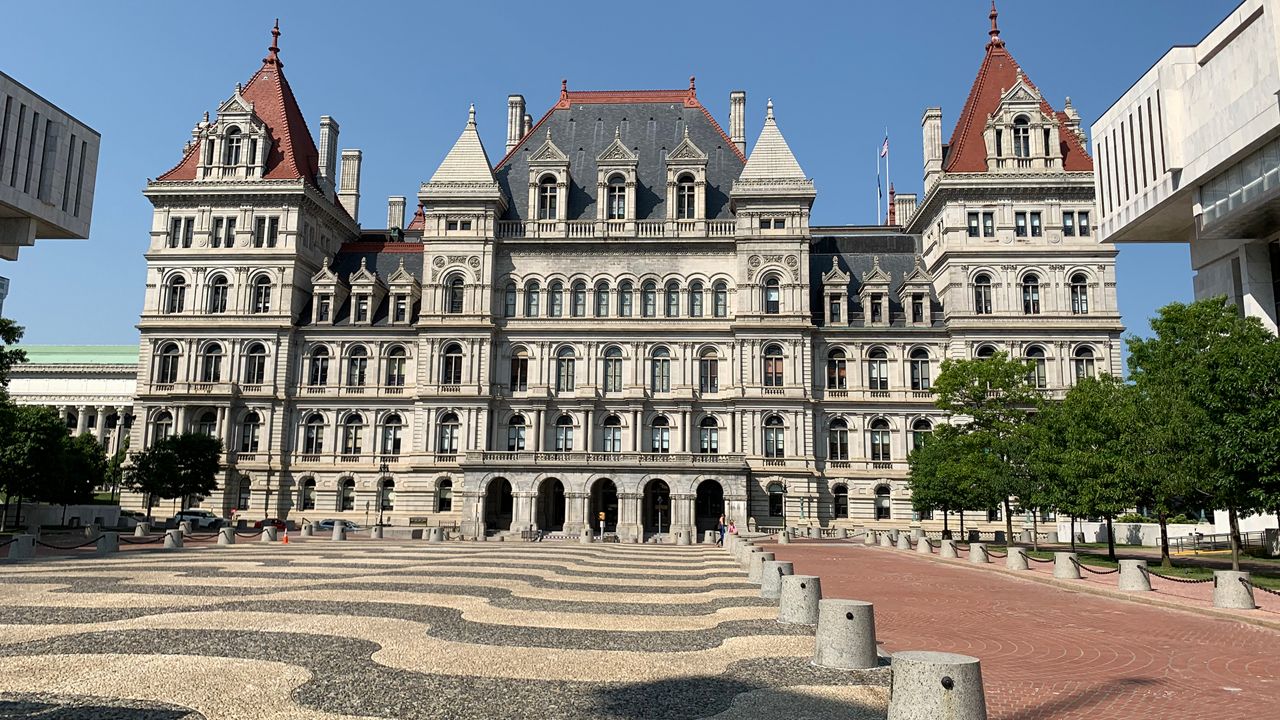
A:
813,599,879,670
703,530,717,545
164,529,183,549
740,545,762,569
911,527,923,540
879,532,893,547
134,523,150,537
778,575,822,624
916,536,932,555
261,526,277,542
1005,546,1028,571
808,526,819,539
677,530,691,546
180,521,193,536
302,524,314,537
887,651,988,720
778,532,791,545
1018,529,1032,543
1213,570,1256,609
580,527,593,544
95,532,119,555
331,524,346,541
864,531,876,546
760,560,794,600
1118,559,1151,592
748,551,776,584
218,527,235,545
896,533,911,550
1044,530,1059,544
7,534,35,560
429,527,445,543
968,543,989,564
940,539,958,558
370,526,383,540
1054,552,1081,579
84,524,99,538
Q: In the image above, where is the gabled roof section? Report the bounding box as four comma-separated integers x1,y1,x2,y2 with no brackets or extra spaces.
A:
942,3,1092,173
860,256,892,287
738,100,807,182
821,256,849,285
428,105,497,184
311,257,340,285
527,131,569,163
157,22,322,185
597,128,638,164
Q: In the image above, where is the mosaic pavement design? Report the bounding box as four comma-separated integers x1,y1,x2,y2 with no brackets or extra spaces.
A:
0,541,889,719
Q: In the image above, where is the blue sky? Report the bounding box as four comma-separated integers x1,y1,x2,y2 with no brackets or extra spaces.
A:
0,0,1237,346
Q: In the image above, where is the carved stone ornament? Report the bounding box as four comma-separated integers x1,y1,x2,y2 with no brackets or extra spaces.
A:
468,256,481,269
432,256,446,268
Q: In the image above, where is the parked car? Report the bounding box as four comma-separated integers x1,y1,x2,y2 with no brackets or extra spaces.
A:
314,519,360,532
170,509,223,529
254,518,288,530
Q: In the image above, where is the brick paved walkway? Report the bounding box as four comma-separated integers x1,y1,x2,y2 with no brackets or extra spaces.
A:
768,541,1280,720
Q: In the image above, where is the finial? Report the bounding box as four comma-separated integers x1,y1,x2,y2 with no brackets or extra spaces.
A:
872,255,882,270
987,1,1004,48
766,98,774,121
560,78,568,97
202,111,210,124
468,103,476,126
615,126,620,139
236,82,242,94
683,125,689,139
359,257,367,269
265,19,283,65
689,75,696,94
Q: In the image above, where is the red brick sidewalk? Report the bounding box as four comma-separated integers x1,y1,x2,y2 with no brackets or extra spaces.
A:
769,542,1280,720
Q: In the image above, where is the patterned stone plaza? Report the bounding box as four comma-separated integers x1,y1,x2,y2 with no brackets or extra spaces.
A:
0,540,888,719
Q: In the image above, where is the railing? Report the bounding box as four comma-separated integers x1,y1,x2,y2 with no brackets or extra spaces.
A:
1171,530,1268,553
496,218,737,240
465,450,747,466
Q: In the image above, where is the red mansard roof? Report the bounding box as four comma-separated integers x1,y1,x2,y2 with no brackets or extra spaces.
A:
157,22,322,186
943,4,1091,174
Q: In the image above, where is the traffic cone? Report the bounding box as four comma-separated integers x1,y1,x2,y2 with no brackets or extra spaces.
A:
282,530,289,544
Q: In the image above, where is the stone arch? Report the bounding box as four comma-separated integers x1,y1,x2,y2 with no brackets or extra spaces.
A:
483,476,514,533
588,477,618,533
694,479,725,533
535,477,566,532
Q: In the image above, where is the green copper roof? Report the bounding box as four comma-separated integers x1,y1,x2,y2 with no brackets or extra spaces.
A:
14,345,137,365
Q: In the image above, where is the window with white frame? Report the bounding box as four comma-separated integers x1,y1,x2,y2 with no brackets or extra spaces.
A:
342,414,365,456
713,282,728,317
602,415,622,452
665,282,679,318
699,416,719,454
1073,346,1096,382
166,276,187,314
251,276,271,314
911,418,933,451
208,275,229,314
606,174,626,219
441,343,463,385
346,346,369,387
1025,346,1048,389
595,282,610,317
910,348,931,390
537,175,558,220
827,349,847,390
764,415,785,458
239,412,261,453
554,415,574,452
675,173,696,219
555,347,575,392
699,349,719,393
549,281,564,317
510,349,529,392
308,347,330,386
525,281,541,317
196,411,217,437
252,216,279,248
571,282,587,317
302,414,325,454
603,347,623,393
764,277,781,314
382,414,404,455
869,419,892,461
650,416,670,453
866,348,888,391
828,418,849,461
763,344,785,387
200,343,223,383
1070,273,1089,315
619,281,634,317
651,347,671,393
243,343,267,385
641,281,657,317
973,274,992,315
504,283,517,317
436,413,458,454
1022,274,1041,315
507,415,526,451
385,347,407,387
689,281,703,317
447,276,465,314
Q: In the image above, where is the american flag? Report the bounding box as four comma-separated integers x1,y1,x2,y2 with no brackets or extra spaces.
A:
880,136,890,158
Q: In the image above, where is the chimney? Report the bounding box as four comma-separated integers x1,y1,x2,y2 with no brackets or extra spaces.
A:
507,95,526,152
338,149,362,222
387,196,406,230
729,91,746,155
888,184,896,226
523,113,532,139
318,116,340,198
922,107,943,192
895,192,918,228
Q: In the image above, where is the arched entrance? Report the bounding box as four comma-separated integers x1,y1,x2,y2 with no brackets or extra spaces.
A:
643,479,670,534
589,478,618,532
484,477,514,531
536,477,566,531
694,480,724,532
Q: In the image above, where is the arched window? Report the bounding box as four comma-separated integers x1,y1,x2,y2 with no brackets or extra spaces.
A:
650,415,670,453
385,346,407,387
665,281,680,318
340,478,355,511
1021,273,1041,315
239,412,261,453
251,276,271,314
537,174,558,220
911,418,933,451
828,418,849,461
698,347,719,393
676,173,696,219
651,346,671,393
1012,116,1031,158
155,343,181,384
436,479,453,512
166,276,187,314
601,346,623,393
441,343,463,385
447,276,465,314
504,283,517,317
826,348,847,390
641,281,657,317
308,347,330,386
207,275,229,314
554,414,574,452
1025,346,1047,389
571,281,587,317
507,414,526,451
525,281,541,317
763,415,785,458
595,282,610,317
699,416,719,454
688,281,704,317
607,174,626,219
767,482,785,517
619,281,634,317
243,343,267,385
833,485,849,518
200,343,223,383
975,344,996,360
874,485,891,520
346,346,369,387
1073,346,1096,382
869,419,891,462
555,346,575,392
763,344,785,387
341,414,365,456
300,478,316,511
379,479,396,511
1070,273,1089,315
223,126,242,165
302,413,325,454
973,273,992,315
866,347,888,391
713,281,728,317
602,415,623,452
196,411,217,437
237,476,251,510
436,412,458,454
763,276,781,314
549,281,564,317
152,411,173,443
510,347,529,392
383,413,404,456
910,348,931,390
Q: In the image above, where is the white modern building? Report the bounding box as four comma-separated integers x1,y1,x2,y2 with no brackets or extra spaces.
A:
6,345,137,457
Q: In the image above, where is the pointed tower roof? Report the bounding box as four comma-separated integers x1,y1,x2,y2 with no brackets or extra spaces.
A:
943,2,1091,173
428,104,497,184
738,99,807,181
158,21,322,184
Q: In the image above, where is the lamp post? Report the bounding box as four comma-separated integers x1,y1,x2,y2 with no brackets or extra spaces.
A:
377,461,389,528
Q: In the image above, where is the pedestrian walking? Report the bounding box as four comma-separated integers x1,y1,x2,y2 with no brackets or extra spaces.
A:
717,514,726,546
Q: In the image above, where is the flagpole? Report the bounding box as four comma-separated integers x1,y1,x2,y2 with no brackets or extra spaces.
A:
885,128,890,225
875,145,881,225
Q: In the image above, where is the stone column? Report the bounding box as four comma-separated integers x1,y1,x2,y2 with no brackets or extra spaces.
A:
673,493,695,541
75,405,89,436
564,492,587,534
618,492,642,540
513,491,536,532
94,406,107,444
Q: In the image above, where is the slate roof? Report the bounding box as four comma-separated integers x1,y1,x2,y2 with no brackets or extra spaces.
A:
809,229,943,328
494,84,746,221
297,237,424,327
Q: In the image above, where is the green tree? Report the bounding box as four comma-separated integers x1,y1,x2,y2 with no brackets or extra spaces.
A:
931,352,1042,544
123,433,223,517
45,433,108,524
1128,297,1280,569
0,318,27,401
0,404,67,531
106,434,130,503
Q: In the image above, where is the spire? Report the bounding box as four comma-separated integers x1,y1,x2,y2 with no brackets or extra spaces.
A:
739,99,806,182
265,19,283,67
888,183,897,226
468,103,476,126
427,104,498,185
987,1,1003,48
688,75,696,98
766,98,775,121
560,78,569,101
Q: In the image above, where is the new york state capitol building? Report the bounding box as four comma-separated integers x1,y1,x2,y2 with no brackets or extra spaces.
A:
117,13,1122,539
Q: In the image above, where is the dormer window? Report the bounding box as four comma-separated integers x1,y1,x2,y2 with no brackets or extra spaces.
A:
393,294,408,323
1013,116,1031,157
911,294,925,324
354,295,370,323
316,295,332,323
870,294,883,324
607,175,626,219
224,127,243,165
537,175,558,220
676,174,696,219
